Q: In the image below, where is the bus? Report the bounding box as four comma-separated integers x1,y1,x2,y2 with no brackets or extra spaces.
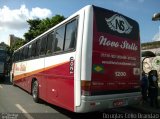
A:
11,5,141,113
0,49,9,81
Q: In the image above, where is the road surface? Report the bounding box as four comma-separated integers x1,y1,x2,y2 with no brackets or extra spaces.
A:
0,77,151,119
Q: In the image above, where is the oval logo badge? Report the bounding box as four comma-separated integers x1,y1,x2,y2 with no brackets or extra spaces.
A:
105,14,133,34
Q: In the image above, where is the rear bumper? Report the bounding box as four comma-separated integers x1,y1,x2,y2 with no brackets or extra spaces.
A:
75,92,141,113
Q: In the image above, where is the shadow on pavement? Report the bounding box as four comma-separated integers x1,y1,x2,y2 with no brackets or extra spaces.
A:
38,100,105,119
36,99,122,119
130,96,160,114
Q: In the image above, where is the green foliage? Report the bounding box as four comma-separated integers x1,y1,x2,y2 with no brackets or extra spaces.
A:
0,42,9,50
141,41,160,50
9,38,26,53
24,15,65,42
24,19,41,42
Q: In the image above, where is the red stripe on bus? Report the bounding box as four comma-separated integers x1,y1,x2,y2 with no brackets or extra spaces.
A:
14,61,69,81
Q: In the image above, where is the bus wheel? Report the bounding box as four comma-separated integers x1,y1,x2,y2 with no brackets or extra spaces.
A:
32,80,39,103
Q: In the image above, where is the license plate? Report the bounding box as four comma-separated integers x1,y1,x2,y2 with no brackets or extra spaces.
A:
113,99,126,107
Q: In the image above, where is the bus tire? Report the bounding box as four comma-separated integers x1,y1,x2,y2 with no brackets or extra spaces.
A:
32,80,39,103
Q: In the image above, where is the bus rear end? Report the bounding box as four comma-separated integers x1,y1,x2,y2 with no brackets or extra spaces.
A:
77,5,141,113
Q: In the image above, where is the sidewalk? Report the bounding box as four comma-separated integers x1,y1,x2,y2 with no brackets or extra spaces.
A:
131,96,160,113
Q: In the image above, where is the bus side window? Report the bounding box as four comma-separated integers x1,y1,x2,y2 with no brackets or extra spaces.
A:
19,49,23,61
46,32,54,55
54,26,65,52
21,48,25,60
35,39,41,57
24,45,29,59
31,42,36,57
12,53,15,62
40,36,47,56
64,19,78,51
14,52,17,62
16,51,20,61
28,44,32,58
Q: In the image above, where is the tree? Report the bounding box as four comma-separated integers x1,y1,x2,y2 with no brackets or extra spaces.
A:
9,38,26,53
24,15,65,42
24,19,41,42
0,42,9,50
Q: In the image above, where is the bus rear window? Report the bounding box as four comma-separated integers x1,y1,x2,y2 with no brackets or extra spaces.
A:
94,6,139,40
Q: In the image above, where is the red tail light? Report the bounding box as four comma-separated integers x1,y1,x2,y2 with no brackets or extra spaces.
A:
81,80,91,96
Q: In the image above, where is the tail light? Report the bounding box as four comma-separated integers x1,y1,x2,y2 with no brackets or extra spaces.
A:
81,80,91,96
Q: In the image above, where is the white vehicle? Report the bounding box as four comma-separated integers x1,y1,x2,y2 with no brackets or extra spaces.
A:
11,5,141,113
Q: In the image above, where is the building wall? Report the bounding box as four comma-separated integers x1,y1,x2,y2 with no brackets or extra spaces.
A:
8,34,20,46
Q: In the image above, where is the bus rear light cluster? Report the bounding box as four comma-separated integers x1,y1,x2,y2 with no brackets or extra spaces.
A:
81,90,91,96
81,80,91,96
81,80,91,90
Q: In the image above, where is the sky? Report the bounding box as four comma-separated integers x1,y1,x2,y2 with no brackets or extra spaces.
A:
0,0,160,45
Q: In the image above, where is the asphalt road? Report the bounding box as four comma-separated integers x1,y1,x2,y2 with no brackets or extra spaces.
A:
0,77,152,119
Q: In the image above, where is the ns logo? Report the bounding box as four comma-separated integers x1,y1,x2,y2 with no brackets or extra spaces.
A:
105,14,133,34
